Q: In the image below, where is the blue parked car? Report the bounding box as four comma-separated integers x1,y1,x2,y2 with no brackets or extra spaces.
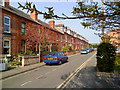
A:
81,49,88,54
86,48,94,53
43,51,68,65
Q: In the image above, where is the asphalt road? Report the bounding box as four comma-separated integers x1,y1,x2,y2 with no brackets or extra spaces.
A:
2,52,96,88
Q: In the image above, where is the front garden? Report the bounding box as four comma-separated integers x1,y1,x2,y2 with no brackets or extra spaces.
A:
96,42,120,78
7,45,80,67
114,54,120,73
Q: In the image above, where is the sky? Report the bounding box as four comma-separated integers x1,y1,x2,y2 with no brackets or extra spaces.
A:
10,0,101,44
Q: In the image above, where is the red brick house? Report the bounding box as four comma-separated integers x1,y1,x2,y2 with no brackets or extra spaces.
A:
0,0,89,57
106,29,120,47
55,24,89,49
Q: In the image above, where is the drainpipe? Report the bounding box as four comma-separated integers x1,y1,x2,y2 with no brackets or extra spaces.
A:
39,43,41,63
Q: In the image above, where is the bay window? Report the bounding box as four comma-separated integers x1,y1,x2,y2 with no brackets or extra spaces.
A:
3,39,10,55
4,16,10,33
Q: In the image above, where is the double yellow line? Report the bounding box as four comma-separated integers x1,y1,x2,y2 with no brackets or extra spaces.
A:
56,52,96,88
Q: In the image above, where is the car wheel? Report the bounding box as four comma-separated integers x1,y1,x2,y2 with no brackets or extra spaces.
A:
58,61,62,65
66,58,68,62
46,63,49,65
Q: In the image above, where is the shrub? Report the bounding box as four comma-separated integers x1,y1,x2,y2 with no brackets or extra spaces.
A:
61,46,72,51
115,54,120,65
75,49,80,51
96,42,116,72
51,45,58,52
8,56,22,66
72,49,76,54
26,49,36,56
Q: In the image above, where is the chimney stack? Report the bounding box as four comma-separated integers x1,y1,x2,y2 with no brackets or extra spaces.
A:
30,10,38,20
5,0,10,8
48,19,55,28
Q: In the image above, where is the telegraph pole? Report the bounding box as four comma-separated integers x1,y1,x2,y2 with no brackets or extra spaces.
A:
102,1,105,36
101,1,105,42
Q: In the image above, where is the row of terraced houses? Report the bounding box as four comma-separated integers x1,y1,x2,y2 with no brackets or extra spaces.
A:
0,1,89,57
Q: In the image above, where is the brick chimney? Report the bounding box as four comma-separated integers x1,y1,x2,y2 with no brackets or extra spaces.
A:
30,10,38,20
48,20,55,28
5,0,10,8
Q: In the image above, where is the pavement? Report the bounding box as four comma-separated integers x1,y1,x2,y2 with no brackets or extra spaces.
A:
0,53,78,80
0,62,45,80
65,55,120,88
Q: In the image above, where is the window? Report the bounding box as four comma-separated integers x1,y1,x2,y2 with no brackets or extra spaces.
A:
45,34,48,39
21,40,26,53
39,28,42,33
65,35,67,42
4,16,10,33
3,39,10,55
56,34,58,41
71,38,74,43
61,35,62,42
21,22,26,35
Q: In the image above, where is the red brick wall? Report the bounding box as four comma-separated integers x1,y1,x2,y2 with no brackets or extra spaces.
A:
2,9,42,56
2,8,89,56
2,9,63,56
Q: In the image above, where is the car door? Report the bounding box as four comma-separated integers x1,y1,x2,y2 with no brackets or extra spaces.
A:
57,52,62,61
63,52,68,61
59,52,64,62
61,52,67,62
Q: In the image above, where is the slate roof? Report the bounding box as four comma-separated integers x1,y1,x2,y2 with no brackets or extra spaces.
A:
0,5,39,23
1,5,63,34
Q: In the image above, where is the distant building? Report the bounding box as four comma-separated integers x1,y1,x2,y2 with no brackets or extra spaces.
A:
107,29,120,47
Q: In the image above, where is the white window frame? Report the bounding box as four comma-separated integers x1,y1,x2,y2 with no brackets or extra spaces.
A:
65,35,67,42
4,16,11,33
72,38,74,43
21,40,26,53
21,22,26,35
45,34,48,39
39,28,42,33
3,39,11,56
56,34,58,41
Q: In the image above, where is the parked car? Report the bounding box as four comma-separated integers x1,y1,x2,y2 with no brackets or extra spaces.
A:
43,51,68,65
86,48,91,53
81,49,88,54
85,48,94,53
88,48,94,52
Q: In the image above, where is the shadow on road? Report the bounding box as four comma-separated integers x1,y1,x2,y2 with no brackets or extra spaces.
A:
62,66,120,88
45,61,69,66
61,72,71,80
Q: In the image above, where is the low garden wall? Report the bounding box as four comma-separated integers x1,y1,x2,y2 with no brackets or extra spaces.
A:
20,56,40,67
64,51,80,55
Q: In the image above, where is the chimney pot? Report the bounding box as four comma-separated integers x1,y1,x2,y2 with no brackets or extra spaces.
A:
30,10,38,20
5,0,10,8
48,20,55,28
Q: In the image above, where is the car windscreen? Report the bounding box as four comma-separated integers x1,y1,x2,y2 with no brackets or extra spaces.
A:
47,52,55,56
82,50,87,51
